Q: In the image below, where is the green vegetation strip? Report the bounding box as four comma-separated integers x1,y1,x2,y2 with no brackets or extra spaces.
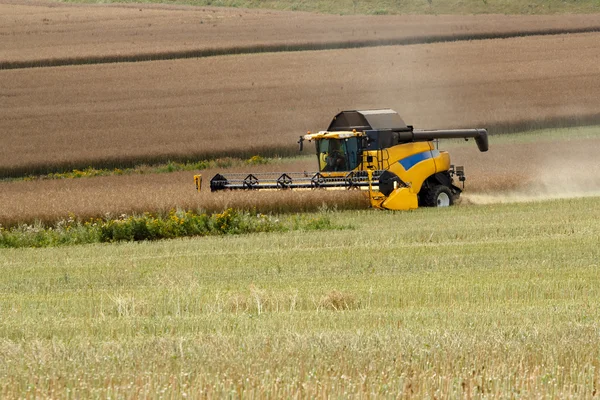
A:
0,208,341,248
62,0,600,15
4,27,600,70
1,155,273,183
1,197,599,396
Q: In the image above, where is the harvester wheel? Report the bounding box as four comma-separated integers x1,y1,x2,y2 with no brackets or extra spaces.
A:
421,185,453,207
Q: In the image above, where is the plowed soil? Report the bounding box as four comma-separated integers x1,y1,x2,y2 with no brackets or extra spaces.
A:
2,1,600,65
2,32,600,176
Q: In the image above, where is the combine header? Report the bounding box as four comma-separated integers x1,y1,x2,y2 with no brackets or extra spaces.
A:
195,109,488,210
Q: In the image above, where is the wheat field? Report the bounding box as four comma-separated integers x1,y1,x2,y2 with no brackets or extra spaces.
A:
2,32,600,176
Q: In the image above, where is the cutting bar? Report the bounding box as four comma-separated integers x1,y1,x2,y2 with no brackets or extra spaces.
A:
208,171,383,192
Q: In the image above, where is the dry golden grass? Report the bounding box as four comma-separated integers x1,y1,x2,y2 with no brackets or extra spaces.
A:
2,138,598,227
0,159,370,226
2,1,600,66
2,32,600,176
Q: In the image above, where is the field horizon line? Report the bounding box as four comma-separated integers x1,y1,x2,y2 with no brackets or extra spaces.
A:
2,26,600,70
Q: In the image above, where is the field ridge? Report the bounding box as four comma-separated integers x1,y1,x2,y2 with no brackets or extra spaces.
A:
3,26,600,70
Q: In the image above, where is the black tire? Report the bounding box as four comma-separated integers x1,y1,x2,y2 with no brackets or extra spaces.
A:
420,184,454,207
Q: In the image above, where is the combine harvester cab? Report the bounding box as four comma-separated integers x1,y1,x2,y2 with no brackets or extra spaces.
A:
197,109,488,210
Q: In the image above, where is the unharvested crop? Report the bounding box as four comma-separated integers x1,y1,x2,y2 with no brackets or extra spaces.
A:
2,32,600,176
0,160,369,227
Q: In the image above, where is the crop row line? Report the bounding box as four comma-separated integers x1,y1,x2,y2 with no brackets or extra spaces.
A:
2,27,600,70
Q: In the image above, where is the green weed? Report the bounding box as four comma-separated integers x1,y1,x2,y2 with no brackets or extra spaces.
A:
0,209,338,248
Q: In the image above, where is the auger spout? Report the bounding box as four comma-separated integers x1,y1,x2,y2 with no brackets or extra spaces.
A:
402,129,489,152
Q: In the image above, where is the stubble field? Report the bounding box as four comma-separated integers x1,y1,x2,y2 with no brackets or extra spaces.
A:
1,198,600,397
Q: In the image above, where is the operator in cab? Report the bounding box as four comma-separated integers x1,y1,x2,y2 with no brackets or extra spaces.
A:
323,140,346,172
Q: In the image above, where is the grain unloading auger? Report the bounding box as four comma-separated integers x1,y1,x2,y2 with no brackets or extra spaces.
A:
194,109,488,210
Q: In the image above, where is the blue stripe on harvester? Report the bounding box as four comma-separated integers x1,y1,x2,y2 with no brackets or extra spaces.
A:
399,151,434,170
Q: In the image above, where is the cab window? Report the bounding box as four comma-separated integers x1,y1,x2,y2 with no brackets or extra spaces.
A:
318,138,360,172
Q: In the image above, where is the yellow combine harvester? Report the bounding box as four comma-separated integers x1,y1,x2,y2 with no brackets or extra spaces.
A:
195,109,488,210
